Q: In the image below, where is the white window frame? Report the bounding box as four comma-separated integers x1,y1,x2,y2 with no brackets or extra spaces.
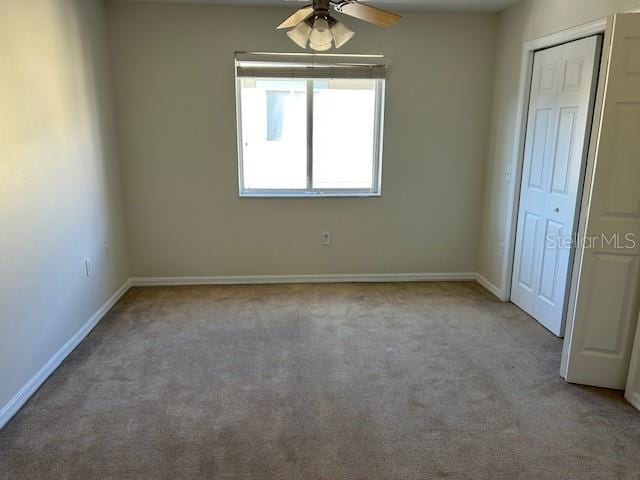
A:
235,53,389,198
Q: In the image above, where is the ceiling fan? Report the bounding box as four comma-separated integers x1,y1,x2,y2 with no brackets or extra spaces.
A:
278,0,401,51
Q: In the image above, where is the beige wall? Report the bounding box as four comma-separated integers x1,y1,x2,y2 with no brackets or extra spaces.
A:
106,3,497,278
0,0,129,413
477,0,640,292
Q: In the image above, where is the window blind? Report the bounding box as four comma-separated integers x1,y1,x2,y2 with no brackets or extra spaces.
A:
235,53,391,79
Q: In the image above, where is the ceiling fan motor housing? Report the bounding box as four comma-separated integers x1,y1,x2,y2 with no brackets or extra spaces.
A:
313,0,331,12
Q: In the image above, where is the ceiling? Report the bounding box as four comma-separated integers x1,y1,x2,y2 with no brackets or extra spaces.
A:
109,0,521,12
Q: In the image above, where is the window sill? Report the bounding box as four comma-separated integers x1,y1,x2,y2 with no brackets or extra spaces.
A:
239,191,382,199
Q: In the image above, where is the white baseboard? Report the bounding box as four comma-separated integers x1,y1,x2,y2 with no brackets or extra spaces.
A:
0,279,132,431
130,272,478,287
475,273,507,301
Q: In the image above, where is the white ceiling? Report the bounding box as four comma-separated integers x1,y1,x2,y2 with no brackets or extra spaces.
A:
110,0,521,12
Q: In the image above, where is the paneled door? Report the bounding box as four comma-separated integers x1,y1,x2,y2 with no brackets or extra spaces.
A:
564,14,640,390
626,313,640,410
511,36,602,337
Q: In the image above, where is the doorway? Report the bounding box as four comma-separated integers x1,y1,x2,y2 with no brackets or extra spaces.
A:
510,35,603,337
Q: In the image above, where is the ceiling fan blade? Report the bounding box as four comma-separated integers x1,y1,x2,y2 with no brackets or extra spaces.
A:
277,6,315,30
336,2,401,28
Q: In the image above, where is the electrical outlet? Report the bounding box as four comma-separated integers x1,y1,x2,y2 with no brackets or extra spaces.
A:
321,231,331,246
105,243,112,259
85,258,92,277
505,166,512,182
499,243,505,259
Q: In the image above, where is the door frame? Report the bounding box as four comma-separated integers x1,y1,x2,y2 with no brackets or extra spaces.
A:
503,9,640,377
498,9,640,386
501,20,613,305
499,8,640,304
509,35,604,337
500,19,613,377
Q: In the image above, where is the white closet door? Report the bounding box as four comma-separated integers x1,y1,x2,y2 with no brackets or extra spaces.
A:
564,14,640,390
511,36,602,337
626,314,640,410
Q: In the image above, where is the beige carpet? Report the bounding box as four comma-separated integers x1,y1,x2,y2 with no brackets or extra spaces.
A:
1,282,639,479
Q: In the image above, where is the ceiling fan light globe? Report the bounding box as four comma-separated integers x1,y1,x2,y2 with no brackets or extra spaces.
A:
330,21,355,49
309,40,333,52
312,17,330,33
309,18,333,46
286,22,312,49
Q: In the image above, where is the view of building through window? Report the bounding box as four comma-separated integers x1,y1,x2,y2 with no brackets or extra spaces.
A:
238,77,384,196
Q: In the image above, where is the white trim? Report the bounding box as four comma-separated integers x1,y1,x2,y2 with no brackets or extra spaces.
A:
525,19,608,51
500,18,610,303
500,44,534,301
235,52,392,67
0,279,132,431
475,274,506,301
130,273,477,287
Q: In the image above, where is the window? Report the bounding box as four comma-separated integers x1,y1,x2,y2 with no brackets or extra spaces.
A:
235,54,388,197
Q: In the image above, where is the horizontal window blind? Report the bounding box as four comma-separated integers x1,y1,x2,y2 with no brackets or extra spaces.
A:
235,53,390,79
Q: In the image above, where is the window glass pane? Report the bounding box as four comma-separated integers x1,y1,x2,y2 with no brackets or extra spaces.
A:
240,78,307,190
312,79,378,190
266,91,285,141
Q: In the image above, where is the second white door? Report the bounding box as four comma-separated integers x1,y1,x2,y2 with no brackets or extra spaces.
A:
511,36,602,337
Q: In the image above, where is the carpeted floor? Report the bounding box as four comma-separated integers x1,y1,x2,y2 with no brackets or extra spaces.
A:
1,282,639,479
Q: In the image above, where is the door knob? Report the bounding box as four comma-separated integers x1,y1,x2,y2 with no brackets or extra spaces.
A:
553,207,560,213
